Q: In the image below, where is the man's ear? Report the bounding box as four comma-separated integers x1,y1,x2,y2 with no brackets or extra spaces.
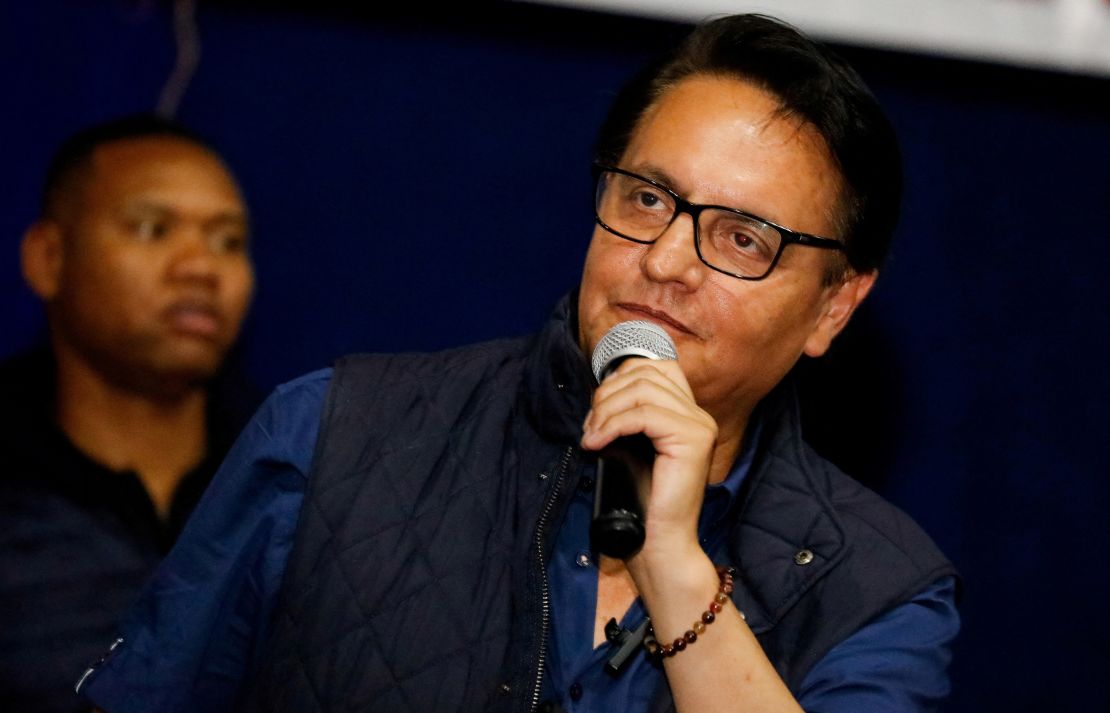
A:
21,220,65,301
803,269,878,358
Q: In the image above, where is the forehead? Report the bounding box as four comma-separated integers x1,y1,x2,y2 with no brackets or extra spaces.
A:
621,74,842,237
80,137,245,214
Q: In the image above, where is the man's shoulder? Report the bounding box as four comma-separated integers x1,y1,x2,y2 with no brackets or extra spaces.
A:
260,335,535,439
756,382,951,574
818,447,935,533
237,368,335,469
272,366,334,399
336,335,533,370
740,413,959,687
307,337,537,467
792,441,957,592
330,335,535,392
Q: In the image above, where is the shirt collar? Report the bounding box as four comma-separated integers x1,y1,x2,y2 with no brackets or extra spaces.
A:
698,416,763,544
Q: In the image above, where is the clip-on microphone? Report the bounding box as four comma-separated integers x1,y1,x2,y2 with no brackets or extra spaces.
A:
603,617,651,675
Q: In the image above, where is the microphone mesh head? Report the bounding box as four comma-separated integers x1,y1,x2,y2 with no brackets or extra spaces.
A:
591,320,678,383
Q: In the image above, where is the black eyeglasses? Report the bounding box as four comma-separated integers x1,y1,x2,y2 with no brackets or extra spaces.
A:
593,165,843,281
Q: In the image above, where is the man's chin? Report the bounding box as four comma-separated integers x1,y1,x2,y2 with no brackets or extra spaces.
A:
126,348,227,397
160,352,224,382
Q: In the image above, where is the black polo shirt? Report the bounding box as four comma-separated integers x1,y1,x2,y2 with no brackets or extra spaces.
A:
0,348,253,713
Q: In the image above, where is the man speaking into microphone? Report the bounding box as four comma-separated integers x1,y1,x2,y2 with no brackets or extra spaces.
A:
80,14,958,713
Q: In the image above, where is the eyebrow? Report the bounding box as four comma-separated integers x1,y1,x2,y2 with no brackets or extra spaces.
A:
625,164,684,194
122,199,250,231
126,199,247,220
623,164,743,214
622,163,756,216
122,200,172,215
618,163,807,234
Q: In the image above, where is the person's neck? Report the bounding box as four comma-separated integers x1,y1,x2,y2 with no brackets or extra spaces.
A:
707,418,745,485
53,345,208,521
705,393,763,485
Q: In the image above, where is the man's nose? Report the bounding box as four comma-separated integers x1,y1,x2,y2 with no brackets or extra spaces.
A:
167,229,220,284
640,212,706,289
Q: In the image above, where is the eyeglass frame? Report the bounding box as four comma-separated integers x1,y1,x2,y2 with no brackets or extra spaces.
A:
592,164,845,281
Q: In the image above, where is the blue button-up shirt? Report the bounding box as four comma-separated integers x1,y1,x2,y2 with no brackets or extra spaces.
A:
81,369,959,712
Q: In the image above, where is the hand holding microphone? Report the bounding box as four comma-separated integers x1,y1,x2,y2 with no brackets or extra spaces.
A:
587,320,678,559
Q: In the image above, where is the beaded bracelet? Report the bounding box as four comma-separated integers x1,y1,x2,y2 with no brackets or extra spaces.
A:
643,564,735,659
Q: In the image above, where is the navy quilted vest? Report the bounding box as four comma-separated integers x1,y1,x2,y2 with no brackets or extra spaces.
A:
247,296,956,712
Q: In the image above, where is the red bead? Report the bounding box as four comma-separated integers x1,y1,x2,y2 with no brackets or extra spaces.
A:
709,601,722,613
684,630,697,643
701,610,715,624
673,637,687,651
722,583,733,595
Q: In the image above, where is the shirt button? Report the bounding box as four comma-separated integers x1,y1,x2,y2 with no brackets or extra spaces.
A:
794,549,815,565
569,682,583,701
575,552,591,567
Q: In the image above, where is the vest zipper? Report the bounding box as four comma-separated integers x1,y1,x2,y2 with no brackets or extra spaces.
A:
529,445,575,712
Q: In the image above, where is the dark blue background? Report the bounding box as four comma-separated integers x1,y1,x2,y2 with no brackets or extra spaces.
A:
2,1,1108,710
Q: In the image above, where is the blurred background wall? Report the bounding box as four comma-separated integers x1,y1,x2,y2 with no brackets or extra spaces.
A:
1,0,1108,709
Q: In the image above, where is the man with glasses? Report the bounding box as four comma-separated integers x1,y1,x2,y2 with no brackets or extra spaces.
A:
81,14,958,713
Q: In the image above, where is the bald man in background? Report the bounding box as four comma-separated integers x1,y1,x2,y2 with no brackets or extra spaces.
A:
0,115,257,712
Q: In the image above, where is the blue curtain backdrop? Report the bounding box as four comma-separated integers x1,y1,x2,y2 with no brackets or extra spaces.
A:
2,1,1108,710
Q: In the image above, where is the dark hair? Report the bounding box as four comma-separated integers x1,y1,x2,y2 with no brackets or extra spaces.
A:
594,14,902,277
40,114,219,220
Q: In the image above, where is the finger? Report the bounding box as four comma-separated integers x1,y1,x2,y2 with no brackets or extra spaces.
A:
599,353,692,399
587,374,700,437
594,359,688,410
582,401,716,455
585,368,700,444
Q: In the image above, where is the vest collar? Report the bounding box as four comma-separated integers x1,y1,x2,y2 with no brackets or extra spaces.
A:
521,291,593,446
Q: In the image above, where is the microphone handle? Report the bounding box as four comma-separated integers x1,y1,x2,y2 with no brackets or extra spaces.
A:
591,433,654,559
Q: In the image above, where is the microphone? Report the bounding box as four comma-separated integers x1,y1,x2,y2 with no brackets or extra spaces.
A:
589,320,677,559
